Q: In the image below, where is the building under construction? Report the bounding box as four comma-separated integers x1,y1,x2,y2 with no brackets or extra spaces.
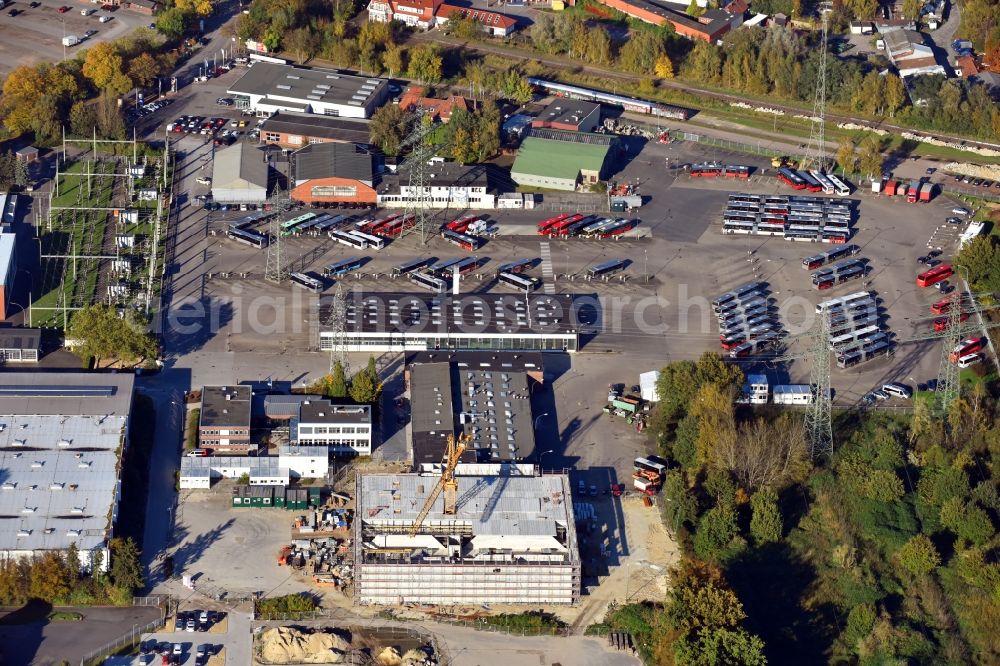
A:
354,467,581,605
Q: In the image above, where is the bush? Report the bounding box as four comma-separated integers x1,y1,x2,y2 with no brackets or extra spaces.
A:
481,611,566,634
255,594,318,619
185,408,200,450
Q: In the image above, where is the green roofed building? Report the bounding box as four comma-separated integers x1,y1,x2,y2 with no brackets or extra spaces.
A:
510,128,617,192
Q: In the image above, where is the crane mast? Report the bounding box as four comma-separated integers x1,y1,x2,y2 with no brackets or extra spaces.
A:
409,434,470,537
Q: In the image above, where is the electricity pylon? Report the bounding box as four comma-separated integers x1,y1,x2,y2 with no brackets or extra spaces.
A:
326,282,350,377
803,310,834,458
264,185,292,284
803,15,829,171
398,114,441,244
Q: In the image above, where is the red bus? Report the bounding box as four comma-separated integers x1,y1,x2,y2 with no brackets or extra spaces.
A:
916,264,952,287
950,337,985,363
446,215,479,234
537,213,572,235
930,294,967,314
933,314,969,332
777,168,806,190
723,165,751,179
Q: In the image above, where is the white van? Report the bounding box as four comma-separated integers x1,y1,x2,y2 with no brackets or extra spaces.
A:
81,8,94,15
881,383,912,399
957,353,982,368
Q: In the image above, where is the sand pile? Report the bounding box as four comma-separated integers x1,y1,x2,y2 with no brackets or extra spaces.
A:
259,626,351,664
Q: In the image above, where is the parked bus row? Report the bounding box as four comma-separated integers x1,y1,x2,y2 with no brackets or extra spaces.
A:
811,257,868,290
536,213,639,239
777,168,851,196
711,282,783,353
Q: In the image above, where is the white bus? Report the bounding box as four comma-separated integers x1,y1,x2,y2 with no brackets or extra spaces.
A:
497,271,541,292
816,291,874,313
289,272,324,292
810,170,836,195
826,173,852,196
330,230,368,249
348,229,386,250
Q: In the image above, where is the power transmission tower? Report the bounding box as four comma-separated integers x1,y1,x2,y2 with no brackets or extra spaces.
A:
803,16,829,171
264,185,292,284
803,310,834,458
398,115,441,244
326,282,350,377
933,291,965,416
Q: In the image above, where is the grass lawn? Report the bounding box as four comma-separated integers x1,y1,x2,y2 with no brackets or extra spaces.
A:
47,610,83,621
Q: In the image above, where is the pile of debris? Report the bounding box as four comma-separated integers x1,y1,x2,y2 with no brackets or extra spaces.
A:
258,627,351,664
375,646,437,666
596,118,655,139
942,162,1000,181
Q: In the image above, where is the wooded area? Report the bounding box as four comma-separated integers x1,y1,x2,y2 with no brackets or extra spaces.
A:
598,352,999,664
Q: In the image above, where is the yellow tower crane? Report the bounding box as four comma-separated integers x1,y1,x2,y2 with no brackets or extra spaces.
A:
408,433,470,537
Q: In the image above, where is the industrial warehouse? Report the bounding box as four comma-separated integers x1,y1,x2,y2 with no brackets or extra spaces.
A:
0,374,134,571
354,466,581,605
319,293,582,353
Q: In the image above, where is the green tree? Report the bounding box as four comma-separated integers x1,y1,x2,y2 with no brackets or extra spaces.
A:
128,52,160,88
619,29,667,75
382,45,406,77
69,101,97,137
675,627,768,666
96,92,127,140
109,537,143,592
2,63,81,143
693,504,741,562
66,304,157,368
663,471,699,533
939,498,995,546
686,0,704,16
366,355,378,387
749,486,783,545
447,15,482,40
83,42,132,95
883,73,907,117
368,103,412,155
583,26,613,66
407,45,443,84
155,7,188,39
655,54,675,79
285,27,319,64
895,534,941,577
857,134,884,179
844,603,877,645
329,361,348,399
64,542,81,585
835,136,856,174
29,552,70,602
956,235,1000,292
349,367,379,404
901,0,922,18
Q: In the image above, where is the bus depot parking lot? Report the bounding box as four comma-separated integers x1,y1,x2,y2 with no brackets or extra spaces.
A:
164,124,966,407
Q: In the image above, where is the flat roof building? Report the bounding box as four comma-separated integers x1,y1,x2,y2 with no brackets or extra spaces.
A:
0,373,134,571
0,327,41,362
259,110,372,148
377,161,495,210
179,446,327,489
319,292,581,353
211,143,270,203
227,62,390,119
199,385,253,453
355,470,580,605
407,355,539,466
292,399,373,456
531,99,601,133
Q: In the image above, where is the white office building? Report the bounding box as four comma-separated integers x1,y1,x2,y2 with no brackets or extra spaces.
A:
293,399,372,456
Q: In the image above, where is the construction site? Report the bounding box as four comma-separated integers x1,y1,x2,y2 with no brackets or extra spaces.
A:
352,435,581,606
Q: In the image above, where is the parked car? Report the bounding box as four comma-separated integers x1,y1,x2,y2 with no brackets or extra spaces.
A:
196,177,211,185
928,249,942,257
29,1,41,7
872,389,890,401
882,383,912,399
925,167,936,175
952,207,971,215
917,255,929,263
983,180,994,188
946,217,962,224
172,644,183,656
185,619,196,632
7,9,19,16
58,6,72,13
935,280,950,291
99,15,112,22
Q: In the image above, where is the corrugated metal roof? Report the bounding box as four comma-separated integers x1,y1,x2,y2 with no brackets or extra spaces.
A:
211,143,269,193
0,415,126,553
512,136,611,180
293,142,375,185
359,473,572,537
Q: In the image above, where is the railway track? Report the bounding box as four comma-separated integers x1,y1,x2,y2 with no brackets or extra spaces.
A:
417,33,1000,155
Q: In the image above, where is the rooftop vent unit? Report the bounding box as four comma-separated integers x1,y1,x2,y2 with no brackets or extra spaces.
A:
17,530,31,537
57,439,72,448
70,507,84,514
0,482,13,490
66,529,80,537
30,461,43,468
12,439,25,447
20,507,35,513
50,483,64,490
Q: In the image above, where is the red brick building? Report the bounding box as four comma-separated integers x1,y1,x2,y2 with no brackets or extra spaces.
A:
398,86,472,123
259,111,371,150
593,0,734,42
290,143,378,206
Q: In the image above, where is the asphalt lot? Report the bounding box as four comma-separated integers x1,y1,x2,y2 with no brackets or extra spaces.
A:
0,1,146,78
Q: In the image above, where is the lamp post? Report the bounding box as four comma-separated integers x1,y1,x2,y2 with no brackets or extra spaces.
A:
533,412,548,432
537,449,555,468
